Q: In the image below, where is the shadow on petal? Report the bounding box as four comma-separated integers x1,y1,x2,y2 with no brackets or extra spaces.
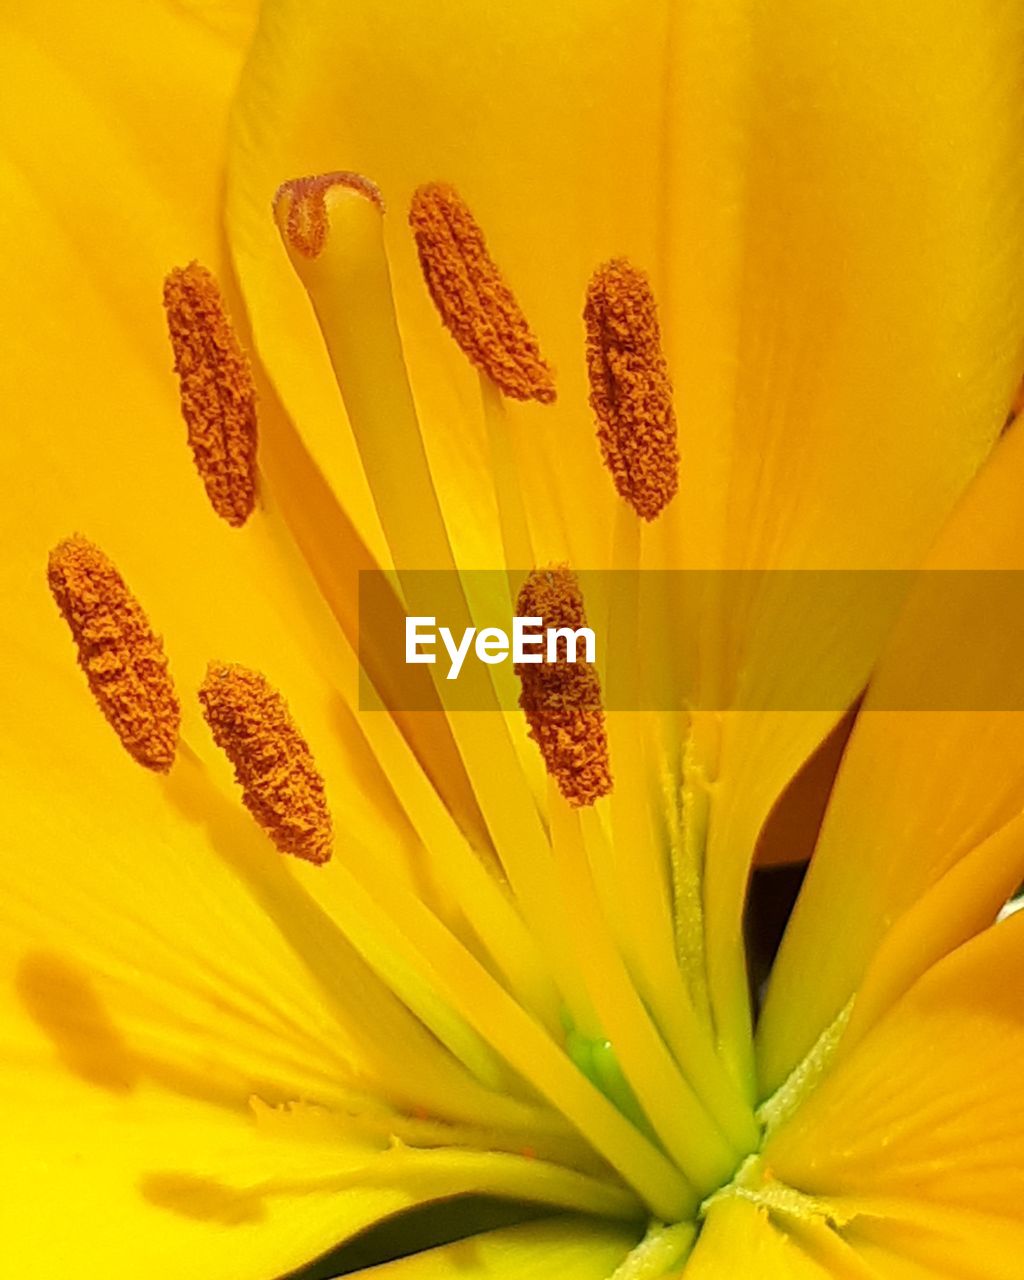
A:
17,951,140,1094
139,1171,267,1225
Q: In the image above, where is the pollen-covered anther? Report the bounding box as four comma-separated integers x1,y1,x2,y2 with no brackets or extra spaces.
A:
162,262,258,527
274,172,385,259
47,536,180,771
409,182,556,404
584,259,679,521
514,568,612,807
199,663,332,865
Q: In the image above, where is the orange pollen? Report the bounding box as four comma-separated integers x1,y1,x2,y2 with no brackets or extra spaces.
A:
47,536,180,772
274,172,385,259
514,568,612,808
162,262,258,528
199,663,332,865
584,259,679,521
409,182,556,404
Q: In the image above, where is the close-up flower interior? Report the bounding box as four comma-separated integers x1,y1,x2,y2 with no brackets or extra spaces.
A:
4,1,1024,1277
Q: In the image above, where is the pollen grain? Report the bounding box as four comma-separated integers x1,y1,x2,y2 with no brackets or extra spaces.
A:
409,182,556,404
199,663,332,865
47,536,180,771
515,568,611,807
585,259,678,521
163,262,258,528
274,172,385,259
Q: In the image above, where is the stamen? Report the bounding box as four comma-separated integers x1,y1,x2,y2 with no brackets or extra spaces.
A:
275,172,385,259
409,183,556,404
162,263,258,528
584,259,679,521
515,568,611,807
47,536,180,771
199,663,332,865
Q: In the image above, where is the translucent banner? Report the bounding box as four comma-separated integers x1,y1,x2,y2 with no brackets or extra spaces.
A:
357,569,1024,712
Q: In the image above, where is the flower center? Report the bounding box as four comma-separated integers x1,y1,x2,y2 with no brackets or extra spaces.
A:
47,170,766,1238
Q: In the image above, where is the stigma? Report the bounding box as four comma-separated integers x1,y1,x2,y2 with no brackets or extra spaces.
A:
274,171,385,259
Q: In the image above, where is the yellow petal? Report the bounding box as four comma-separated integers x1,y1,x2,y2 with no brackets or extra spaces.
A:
758,419,1024,1093
839,812,1024,1057
349,1217,639,1280
1,1,253,361
0,1067,630,1280
0,1081,432,1280
845,1210,1024,1280
682,0,1024,574
681,1198,831,1279
764,917,1024,1280
681,0,1024,1088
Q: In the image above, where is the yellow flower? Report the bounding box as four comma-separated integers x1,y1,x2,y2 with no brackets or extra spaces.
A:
4,1,1024,1278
